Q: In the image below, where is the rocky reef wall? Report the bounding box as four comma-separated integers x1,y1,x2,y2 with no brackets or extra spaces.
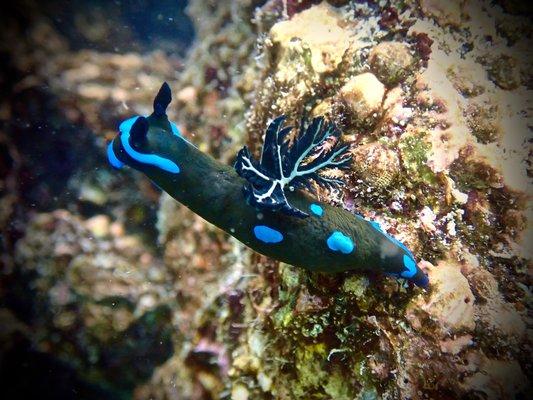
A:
1,0,531,399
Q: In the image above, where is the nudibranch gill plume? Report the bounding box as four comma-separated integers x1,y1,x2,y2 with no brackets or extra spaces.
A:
107,83,429,288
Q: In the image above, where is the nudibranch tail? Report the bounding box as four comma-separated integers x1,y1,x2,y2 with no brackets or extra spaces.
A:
106,82,429,290
234,115,351,218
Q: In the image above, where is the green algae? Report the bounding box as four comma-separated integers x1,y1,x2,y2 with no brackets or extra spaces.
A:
398,131,438,187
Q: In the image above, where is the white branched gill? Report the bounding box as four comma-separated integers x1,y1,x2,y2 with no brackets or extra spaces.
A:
235,115,351,218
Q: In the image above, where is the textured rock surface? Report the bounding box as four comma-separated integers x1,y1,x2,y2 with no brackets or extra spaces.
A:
368,41,414,86
339,72,385,128
150,2,532,398
1,0,531,399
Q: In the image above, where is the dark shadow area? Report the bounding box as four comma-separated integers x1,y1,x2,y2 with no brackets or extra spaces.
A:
1,0,194,54
0,0,191,397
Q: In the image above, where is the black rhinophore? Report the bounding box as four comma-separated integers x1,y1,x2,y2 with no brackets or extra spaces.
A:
129,116,149,148
153,82,172,117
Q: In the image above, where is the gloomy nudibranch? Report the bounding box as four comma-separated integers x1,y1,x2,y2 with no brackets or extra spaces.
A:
107,83,429,288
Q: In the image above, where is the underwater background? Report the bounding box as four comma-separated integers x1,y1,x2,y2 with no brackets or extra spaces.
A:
0,0,531,399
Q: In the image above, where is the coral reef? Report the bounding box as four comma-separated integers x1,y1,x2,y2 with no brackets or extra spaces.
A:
158,1,531,398
13,211,175,392
1,0,531,399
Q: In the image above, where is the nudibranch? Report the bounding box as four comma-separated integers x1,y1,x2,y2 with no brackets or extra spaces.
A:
107,83,429,288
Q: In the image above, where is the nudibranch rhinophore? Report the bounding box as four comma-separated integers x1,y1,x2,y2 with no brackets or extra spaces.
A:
107,83,429,288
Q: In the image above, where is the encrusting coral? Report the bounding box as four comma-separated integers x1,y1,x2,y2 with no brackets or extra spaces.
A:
1,0,531,399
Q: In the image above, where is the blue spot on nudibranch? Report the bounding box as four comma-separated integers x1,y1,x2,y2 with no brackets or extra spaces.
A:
119,116,181,174
363,217,428,286
310,203,323,217
326,231,355,254
107,141,124,169
400,254,417,278
170,121,181,136
253,225,283,244
370,221,382,231
414,273,429,288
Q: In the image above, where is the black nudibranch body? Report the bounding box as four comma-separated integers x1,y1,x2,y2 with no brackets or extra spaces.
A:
107,83,429,288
